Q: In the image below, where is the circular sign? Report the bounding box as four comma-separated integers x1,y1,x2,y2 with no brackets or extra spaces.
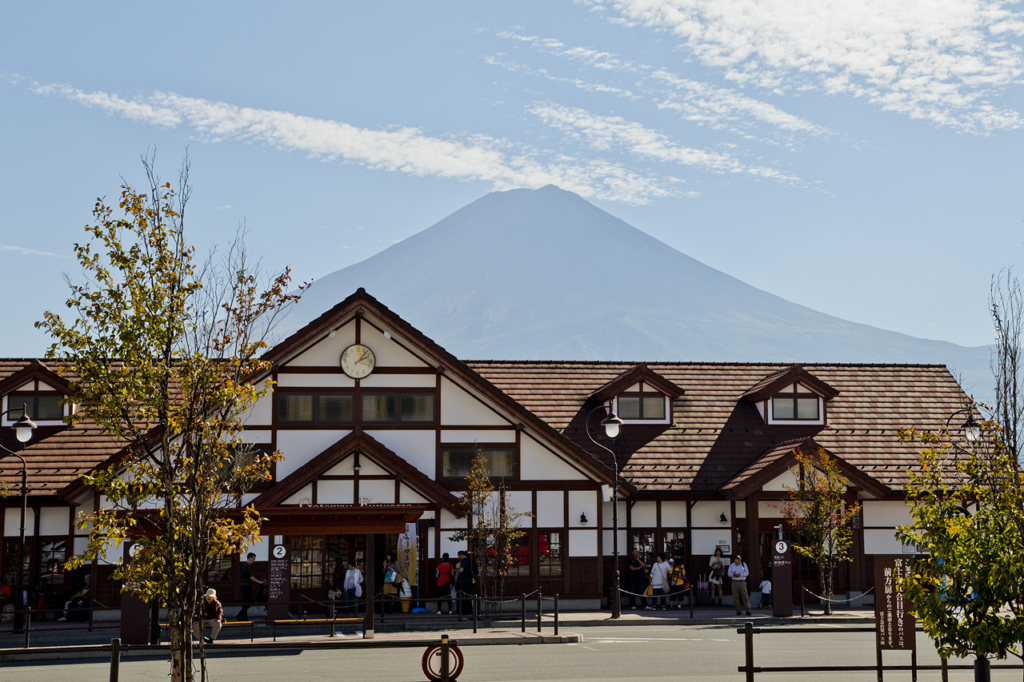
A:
775,541,788,554
273,545,287,559
128,543,142,558
421,643,464,681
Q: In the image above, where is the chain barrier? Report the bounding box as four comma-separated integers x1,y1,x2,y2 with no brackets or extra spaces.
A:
801,586,874,604
478,590,540,605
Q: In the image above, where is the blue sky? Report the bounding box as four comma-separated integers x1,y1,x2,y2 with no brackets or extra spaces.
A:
2,1,1023,354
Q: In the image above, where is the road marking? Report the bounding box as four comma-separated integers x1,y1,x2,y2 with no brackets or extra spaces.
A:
590,638,731,643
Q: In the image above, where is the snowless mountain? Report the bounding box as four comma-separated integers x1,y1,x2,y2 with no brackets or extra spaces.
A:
280,185,992,398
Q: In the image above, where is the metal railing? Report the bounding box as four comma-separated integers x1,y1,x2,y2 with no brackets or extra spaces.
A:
737,622,1024,681
0,634,460,682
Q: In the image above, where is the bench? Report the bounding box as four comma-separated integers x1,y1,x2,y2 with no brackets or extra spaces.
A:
160,619,257,642
270,617,364,641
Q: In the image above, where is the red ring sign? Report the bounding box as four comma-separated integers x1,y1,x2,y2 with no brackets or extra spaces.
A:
421,642,464,681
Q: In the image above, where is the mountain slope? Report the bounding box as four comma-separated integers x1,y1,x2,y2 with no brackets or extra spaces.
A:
281,186,992,398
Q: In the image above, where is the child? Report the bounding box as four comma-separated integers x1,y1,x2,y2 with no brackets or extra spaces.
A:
759,578,772,608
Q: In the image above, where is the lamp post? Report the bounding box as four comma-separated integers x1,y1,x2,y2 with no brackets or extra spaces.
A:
585,404,623,618
945,406,981,455
0,404,37,632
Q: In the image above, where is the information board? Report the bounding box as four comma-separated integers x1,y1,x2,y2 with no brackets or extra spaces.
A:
771,539,793,617
874,555,915,650
267,538,290,620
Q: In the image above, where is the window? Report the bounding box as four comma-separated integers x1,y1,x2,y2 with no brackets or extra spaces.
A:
290,536,324,589
278,392,354,425
617,395,667,420
663,531,685,559
38,540,66,591
632,531,655,566
207,555,233,583
441,447,516,480
361,392,435,424
7,393,63,421
538,532,562,577
771,395,820,421
501,534,531,577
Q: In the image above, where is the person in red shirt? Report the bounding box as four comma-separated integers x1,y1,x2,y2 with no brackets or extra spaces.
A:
436,553,454,614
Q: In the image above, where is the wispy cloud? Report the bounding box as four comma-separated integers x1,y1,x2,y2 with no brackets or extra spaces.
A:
25,80,675,205
493,30,827,141
530,103,801,183
214,204,232,211
600,0,1024,132
0,245,68,258
485,55,637,99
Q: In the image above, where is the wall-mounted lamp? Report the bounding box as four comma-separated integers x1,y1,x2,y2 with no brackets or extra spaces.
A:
329,329,336,338
353,461,361,471
719,513,728,524
383,330,392,340
580,512,589,525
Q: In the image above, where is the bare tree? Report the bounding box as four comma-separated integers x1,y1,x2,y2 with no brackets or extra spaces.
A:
990,268,1023,462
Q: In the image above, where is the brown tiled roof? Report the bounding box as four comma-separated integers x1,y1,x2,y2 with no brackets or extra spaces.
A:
740,365,839,402
0,360,125,498
466,361,966,495
590,363,685,401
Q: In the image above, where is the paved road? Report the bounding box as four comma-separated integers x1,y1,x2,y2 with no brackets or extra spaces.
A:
2,624,1020,681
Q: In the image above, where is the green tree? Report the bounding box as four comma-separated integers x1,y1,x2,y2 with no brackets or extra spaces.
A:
448,449,531,610
37,154,300,682
778,448,861,615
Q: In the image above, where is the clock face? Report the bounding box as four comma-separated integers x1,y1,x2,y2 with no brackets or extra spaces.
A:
340,344,376,379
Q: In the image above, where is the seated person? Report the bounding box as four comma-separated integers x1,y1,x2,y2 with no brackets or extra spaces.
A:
193,588,224,644
58,574,91,622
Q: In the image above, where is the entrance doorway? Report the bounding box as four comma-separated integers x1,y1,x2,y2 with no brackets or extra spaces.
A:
288,535,367,611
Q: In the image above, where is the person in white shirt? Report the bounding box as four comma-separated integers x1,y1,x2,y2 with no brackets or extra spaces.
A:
647,554,672,611
727,555,751,616
758,578,772,609
343,561,364,615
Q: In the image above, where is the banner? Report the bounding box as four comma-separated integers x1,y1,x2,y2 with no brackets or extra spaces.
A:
398,522,419,586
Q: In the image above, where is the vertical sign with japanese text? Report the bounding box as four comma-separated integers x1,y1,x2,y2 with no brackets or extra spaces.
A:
874,555,916,650
267,537,290,620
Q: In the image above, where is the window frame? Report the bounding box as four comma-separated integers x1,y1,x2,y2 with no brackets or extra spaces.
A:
360,391,436,425
438,444,518,482
5,392,65,423
276,390,355,427
768,394,823,424
614,393,670,424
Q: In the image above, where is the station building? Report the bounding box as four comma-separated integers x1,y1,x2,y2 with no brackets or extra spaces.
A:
0,289,966,609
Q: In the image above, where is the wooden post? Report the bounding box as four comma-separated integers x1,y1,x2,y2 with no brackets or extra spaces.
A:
440,633,450,682
553,594,559,636
521,593,526,633
109,638,122,682
363,533,376,639
536,591,542,633
743,622,754,682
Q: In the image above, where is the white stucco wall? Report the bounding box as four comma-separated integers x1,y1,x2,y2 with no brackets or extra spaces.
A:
520,435,586,480
536,491,564,527
440,377,508,427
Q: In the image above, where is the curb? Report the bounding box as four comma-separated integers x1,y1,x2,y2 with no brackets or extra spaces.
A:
0,633,582,663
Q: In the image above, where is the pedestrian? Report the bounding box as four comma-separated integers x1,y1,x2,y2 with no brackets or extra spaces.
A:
727,555,751,616
193,588,224,644
758,577,772,609
238,552,265,621
382,552,402,614
436,553,454,615
669,559,688,609
58,574,90,622
343,560,363,615
626,548,647,610
455,550,474,617
708,548,726,606
647,553,671,611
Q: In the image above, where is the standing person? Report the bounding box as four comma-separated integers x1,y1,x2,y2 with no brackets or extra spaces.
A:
193,589,224,644
647,554,671,611
238,552,265,621
758,577,772,609
381,552,402,614
436,553,454,615
454,550,474,617
727,555,752,616
668,559,688,610
626,548,647,610
708,548,726,606
343,560,363,615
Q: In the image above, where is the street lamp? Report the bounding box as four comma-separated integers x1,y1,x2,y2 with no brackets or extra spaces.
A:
585,404,623,618
0,404,37,632
945,406,981,455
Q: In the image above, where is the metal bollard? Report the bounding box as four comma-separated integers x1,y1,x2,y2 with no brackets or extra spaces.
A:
440,633,450,682
800,588,805,617
23,607,31,649
110,638,122,682
472,595,478,634
689,585,694,619
521,593,526,633
553,594,559,636
330,601,336,638
743,622,754,682
537,591,542,633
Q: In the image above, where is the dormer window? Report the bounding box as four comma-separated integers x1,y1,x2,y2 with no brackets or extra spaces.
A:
616,394,667,420
6,393,63,421
771,395,820,421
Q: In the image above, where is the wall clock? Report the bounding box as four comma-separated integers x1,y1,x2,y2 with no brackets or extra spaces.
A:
341,343,376,379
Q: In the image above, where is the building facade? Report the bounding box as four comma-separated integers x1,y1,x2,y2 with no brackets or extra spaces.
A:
0,289,967,610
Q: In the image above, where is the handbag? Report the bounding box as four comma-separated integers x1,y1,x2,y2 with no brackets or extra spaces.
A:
355,584,363,598
384,569,396,583
644,585,654,597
